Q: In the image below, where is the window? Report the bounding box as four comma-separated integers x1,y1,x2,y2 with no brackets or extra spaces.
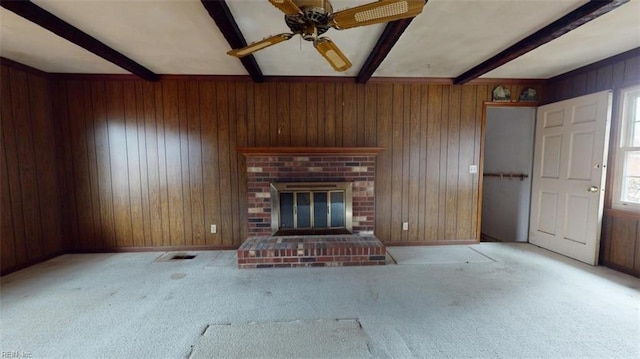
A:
613,85,640,211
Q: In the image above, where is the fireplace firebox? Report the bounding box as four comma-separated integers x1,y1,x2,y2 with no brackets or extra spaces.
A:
270,182,352,235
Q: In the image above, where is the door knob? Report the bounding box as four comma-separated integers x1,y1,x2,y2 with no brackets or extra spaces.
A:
588,186,599,193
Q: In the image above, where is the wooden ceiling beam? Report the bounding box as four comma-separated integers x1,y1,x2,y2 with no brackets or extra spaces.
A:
1,0,158,81
356,0,428,84
201,0,264,83
454,0,630,85
356,17,415,84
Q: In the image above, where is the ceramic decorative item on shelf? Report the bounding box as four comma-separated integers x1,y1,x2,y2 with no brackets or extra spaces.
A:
519,88,538,102
492,85,511,102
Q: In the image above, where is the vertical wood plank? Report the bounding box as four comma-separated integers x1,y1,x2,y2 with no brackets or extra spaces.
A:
342,83,357,147
609,215,637,269
236,82,249,242
29,74,61,255
290,83,306,146
253,84,269,146
471,85,488,239
390,84,404,242
142,82,164,247
376,84,393,242
106,81,133,247
276,83,291,146
186,81,205,246
317,83,326,146
154,82,172,247
10,69,43,259
200,81,221,245
356,84,366,147
269,82,279,146
1,67,27,265
67,80,92,250
227,82,241,245
596,65,613,90
245,83,255,147
216,82,233,246
426,85,442,241
335,84,344,146
55,81,76,250
0,73,17,269
585,70,598,94
456,85,477,240
624,56,639,85
364,84,377,147
400,85,411,242
306,83,318,146
123,81,145,248
324,83,336,146
408,84,421,242
91,81,116,248
634,220,640,273
437,86,450,240
417,85,429,242
177,81,193,246
162,81,185,246
134,81,152,247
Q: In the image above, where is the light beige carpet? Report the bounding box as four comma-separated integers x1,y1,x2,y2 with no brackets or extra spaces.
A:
189,319,371,359
387,245,495,264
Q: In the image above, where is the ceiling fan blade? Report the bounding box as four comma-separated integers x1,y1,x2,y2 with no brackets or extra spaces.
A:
227,33,293,58
315,38,352,72
268,0,302,15
330,0,426,30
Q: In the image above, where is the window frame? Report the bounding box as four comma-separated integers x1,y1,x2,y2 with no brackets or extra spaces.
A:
612,85,640,212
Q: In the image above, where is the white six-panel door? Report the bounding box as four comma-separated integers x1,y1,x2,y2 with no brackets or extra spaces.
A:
530,91,612,265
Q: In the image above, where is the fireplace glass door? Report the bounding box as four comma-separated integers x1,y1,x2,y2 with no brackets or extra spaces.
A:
271,182,352,235
279,191,345,230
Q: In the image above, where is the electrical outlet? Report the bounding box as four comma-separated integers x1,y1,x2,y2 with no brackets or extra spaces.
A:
210,224,217,234
402,222,409,231
469,165,478,174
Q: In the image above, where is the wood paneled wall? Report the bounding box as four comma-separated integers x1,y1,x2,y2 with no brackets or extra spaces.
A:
545,48,640,277
1,64,63,274
52,78,529,250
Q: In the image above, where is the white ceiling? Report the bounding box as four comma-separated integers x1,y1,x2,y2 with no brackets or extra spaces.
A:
1,0,638,79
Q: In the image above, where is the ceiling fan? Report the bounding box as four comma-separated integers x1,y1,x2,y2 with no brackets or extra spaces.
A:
227,0,426,72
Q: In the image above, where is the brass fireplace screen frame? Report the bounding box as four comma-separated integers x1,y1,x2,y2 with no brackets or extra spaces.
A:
270,182,353,235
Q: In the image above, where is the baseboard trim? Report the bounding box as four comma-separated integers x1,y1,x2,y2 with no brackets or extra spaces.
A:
68,245,239,253
601,260,640,278
0,251,66,276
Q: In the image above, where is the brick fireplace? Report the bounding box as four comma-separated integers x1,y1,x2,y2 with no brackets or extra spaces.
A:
236,147,386,268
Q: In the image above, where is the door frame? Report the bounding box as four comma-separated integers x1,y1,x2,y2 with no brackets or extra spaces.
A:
477,101,539,242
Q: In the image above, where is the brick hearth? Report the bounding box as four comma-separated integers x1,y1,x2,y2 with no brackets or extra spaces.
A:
237,235,386,268
236,147,385,269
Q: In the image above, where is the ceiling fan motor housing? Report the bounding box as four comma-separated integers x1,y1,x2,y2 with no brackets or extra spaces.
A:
285,0,333,39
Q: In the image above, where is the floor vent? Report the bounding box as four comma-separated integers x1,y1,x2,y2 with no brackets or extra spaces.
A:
155,252,197,262
172,254,196,260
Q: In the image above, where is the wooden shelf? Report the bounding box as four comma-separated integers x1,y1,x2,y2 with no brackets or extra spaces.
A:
236,147,385,156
